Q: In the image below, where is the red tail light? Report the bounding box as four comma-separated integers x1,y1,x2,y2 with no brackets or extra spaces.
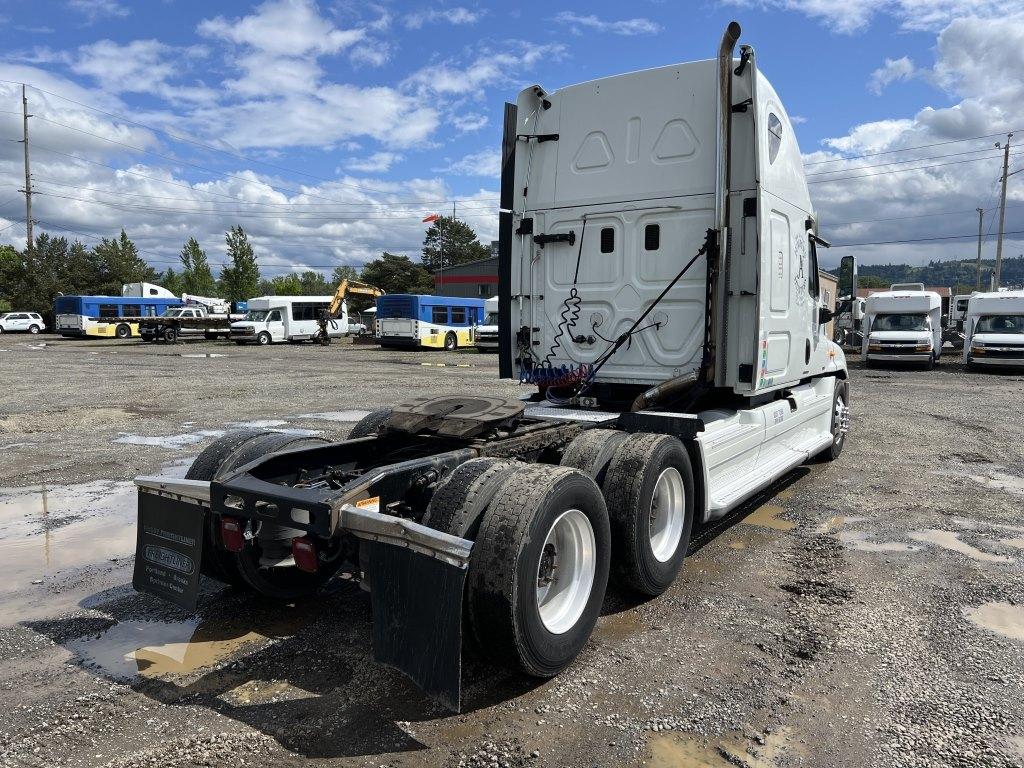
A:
292,537,318,573
220,517,244,553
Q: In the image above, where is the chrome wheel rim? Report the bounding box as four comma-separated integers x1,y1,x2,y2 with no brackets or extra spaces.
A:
649,467,685,562
535,508,596,635
834,395,849,445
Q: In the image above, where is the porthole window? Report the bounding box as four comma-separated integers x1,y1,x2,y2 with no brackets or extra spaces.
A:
644,224,660,251
600,227,614,254
767,113,783,164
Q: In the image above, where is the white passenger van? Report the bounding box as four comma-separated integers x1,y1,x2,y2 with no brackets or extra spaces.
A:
862,284,942,368
963,290,1024,369
476,296,499,352
230,296,347,345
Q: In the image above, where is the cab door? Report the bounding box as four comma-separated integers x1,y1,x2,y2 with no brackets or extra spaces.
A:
267,309,285,341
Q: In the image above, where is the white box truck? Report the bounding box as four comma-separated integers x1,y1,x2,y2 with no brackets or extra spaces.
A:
476,296,499,352
862,284,942,368
963,290,1024,369
230,296,347,345
130,22,850,711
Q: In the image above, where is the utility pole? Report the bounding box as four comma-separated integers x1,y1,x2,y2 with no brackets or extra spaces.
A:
20,84,33,251
975,207,984,291
995,133,1013,289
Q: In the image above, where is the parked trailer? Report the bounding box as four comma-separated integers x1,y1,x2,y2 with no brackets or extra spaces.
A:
862,284,942,368
131,23,850,710
136,306,235,343
963,290,1024,369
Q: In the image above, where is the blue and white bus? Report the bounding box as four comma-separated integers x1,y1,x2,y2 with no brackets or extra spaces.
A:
375,294,485,350
55,295,182,338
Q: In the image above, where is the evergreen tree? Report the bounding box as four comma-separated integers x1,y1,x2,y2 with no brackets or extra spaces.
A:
161,267,185,296
219,226,260,302
331,265,360,284
298,270,332,294
362,252,435,294
94,229,155,294
179,237,217,296
421,216,489,272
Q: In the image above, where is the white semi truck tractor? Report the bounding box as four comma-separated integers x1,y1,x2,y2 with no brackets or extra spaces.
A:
130,22,849,710
862,284,943,368
963,290,1024,369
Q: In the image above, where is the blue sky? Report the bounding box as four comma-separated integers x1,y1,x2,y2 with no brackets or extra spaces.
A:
0,0,1021,274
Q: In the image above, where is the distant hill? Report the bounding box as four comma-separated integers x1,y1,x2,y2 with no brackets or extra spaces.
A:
831,255,1024,292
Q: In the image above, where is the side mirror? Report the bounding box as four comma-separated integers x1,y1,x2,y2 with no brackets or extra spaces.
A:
818,306,835,324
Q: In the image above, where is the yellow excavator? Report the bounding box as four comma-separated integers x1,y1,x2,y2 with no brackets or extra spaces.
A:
315,279,384,345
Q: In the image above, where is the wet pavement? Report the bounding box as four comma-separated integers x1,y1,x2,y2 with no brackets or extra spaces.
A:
0,337,1022,767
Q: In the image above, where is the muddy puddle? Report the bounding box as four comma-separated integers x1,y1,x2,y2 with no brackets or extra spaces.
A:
0,460,194,625
837,530,918,553
68,612,302,682
741,504,795,531
908,529,1011,563
647,728,805,768
964,602,1024,642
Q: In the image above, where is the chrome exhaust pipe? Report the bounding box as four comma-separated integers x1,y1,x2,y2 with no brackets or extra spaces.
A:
716,21,741,231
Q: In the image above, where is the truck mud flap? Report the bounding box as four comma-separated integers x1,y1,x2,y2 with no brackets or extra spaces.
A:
132,490,205,611
364,541,467,711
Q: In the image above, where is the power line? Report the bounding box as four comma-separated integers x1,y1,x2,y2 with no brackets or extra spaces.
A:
804,129,1023,166
805,145,1002,178
825,201,1024,227
830,228,1024,248
807,151,1024,184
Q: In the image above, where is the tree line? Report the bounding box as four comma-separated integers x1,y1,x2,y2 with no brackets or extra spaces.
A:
0,215,492,316
856,255,1024,293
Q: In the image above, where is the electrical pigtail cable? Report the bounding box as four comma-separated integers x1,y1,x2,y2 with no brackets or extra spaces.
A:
519,219,595,395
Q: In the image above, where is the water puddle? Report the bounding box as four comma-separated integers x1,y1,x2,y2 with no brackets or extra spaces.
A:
0,480,137,624
908,530,1011,564
837,530,918,553
221,679,317,706
647,733,730,767
68,612,302,681
816,514,868,534
729,541,747,550
967,471,1024,496
114,429,225,449
596,610,642,642
299,410,372,423
964,602,1024,642
741,504,795,531
179,353,228,358
0,460,196,625
229,419,287,429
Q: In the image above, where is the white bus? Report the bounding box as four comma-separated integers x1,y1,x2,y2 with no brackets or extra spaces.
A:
230,296,349,345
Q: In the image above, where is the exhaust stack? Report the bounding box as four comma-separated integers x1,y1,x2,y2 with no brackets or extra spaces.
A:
716,21,741,231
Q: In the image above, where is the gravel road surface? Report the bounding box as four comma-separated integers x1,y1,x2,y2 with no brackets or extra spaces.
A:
1,335,1022,768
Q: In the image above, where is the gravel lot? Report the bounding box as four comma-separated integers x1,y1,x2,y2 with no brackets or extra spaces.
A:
1,335,1023,768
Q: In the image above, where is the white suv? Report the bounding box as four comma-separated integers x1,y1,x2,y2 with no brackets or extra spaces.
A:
0,312,46,334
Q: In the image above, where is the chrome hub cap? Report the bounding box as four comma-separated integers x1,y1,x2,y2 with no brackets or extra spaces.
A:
649,467,685,562
834,396,850,444
535,508,596,635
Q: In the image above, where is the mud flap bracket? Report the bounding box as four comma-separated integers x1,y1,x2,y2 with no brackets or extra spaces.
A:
365,541,467,712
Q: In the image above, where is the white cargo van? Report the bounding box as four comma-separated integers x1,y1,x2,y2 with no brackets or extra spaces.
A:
963,290,1024,369
231,296,347,345
862,284,942,368
476,296,499,352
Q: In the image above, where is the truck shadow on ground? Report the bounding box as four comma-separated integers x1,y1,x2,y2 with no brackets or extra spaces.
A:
23,464,815,760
